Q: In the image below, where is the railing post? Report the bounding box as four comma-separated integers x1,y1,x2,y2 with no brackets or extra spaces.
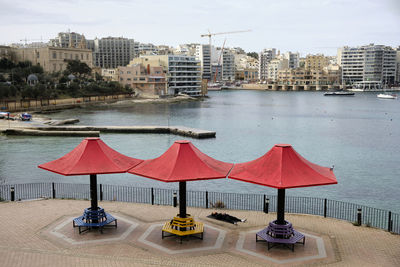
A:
52,182,56,199
357,208,362,226
263,195,269,213
205,191,208,209
173,192,177,207
10,186,15,201
324,198,327,218
388,211,392,232
99,184,103,201
151,188,154,205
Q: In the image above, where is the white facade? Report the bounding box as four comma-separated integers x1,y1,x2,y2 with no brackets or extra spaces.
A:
195,45,218,81
267,58,289,82
395,48,400,84
168,55,202,96
93,37,136,68
259,48,276,80
338,44,397,85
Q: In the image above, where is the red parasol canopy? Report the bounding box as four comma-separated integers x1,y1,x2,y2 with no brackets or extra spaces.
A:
128,140,233,182
38,137,143,176
229,144,337,189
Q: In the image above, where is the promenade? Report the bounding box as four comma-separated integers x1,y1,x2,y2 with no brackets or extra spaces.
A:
0,199,399,266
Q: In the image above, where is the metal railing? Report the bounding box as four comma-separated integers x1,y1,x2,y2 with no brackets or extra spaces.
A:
0,182,398,234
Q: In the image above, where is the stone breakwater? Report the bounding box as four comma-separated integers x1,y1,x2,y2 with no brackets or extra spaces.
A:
1,125,216,139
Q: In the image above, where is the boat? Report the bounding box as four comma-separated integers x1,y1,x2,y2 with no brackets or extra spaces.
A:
377,93,397,99
207,82,222,91
0,111,10,119
324,91,355,96
20,113,32,121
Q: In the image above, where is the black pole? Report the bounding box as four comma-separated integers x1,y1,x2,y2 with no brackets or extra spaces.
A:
151,188,154,205
10,186,15,201
52,182,56,199
277,189,286,225
388,211,392,232
173,192,177,207
205,191,209,209
324,198,327,218
179,181,187,218
90,174,98,211
99,184,103,201
357,208,362,226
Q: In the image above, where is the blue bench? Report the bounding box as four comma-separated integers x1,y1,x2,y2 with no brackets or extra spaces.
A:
73,207,117,234
256,220,305,252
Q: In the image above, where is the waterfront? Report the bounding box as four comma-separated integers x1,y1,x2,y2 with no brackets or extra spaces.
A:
1,90,399,212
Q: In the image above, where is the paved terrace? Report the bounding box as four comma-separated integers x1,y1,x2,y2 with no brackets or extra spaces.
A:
0,199,399,267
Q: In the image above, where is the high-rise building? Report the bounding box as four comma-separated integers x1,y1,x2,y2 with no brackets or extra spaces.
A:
49,32,90,49
283,52,300,69
93,37,136,68
395,47,400,84
129,55,202,96
222,50,235,81
195,44,214,80
267,58,289,82
259,48,276,81
338,44,397,85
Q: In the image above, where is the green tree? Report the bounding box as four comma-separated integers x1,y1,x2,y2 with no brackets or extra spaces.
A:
66,60,91,76
247,52,259,60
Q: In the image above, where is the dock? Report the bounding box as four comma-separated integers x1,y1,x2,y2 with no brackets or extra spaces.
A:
2,125,216,139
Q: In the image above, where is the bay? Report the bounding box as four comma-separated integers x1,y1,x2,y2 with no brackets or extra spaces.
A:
1,90,399,212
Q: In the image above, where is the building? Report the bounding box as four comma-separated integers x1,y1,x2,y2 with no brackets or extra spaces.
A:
259,48,276,81
222,50,235,81
101,68,118,81
267,58,289,82
0,45,15,61
396,47,400,84
338,44,397,85
130,55,202,96
234,54,259,82
49,32,89,48
277,67,340,89
283,52,300,69
137,43,158,55
195,44,218,81
118,65,166,96
305,54,330,70
93,37,136,68
14,46,93,73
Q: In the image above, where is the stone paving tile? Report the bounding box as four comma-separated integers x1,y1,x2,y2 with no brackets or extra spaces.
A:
0,199,399,267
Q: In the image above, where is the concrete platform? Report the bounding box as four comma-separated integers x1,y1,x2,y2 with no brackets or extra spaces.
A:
0,199,399,266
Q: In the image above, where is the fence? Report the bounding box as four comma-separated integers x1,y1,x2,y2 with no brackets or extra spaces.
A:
0,182,398,234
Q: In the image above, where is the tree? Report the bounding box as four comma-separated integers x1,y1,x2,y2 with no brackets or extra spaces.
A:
66,60,91,76
0,58,16,70
247,52,259,60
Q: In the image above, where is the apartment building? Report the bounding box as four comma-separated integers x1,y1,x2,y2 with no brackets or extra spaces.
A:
101,68,118,81
195,44,219,81
267,58,289,82
305,54,330,70
93,37,136,68
14,46,93,73
396,47,400,84
338,44,397,85
283,52,300,69
277,67,340,86
118,65,166,96
259,48,276,81
222,50,235,81
130,55,202,96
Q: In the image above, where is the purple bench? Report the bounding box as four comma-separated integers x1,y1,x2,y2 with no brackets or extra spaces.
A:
256,220,305,252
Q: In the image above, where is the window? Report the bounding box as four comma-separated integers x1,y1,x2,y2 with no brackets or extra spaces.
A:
52,52,57,59
81,54,83,60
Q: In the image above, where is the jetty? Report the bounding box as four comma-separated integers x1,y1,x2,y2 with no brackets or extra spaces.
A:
2,125,216,139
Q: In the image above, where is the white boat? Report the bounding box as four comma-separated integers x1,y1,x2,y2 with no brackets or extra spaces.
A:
377,93,397,99
324,91,355,96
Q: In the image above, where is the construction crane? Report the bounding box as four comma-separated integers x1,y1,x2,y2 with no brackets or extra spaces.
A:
200,30,251,81
213,39,227,83
200,29,252,48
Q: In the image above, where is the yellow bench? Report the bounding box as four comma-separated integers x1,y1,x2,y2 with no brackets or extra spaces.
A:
162,216,204,243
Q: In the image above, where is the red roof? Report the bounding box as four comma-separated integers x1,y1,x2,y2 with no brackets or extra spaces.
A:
229,144,337,189
38,138,143,176
128,140,233,182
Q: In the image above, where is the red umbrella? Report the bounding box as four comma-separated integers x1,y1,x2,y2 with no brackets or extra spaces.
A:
129,140,233,218
39,137,143,211
229,144,337,224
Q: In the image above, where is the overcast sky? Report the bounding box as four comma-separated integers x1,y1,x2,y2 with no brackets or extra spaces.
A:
1,0,399,56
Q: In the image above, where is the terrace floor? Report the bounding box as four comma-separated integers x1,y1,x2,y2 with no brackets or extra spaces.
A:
0,199,399,266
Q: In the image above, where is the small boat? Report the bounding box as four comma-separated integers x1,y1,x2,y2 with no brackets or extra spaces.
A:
324,91,355,96
0,111,10,119
20,113,32,121
377,93,397,99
